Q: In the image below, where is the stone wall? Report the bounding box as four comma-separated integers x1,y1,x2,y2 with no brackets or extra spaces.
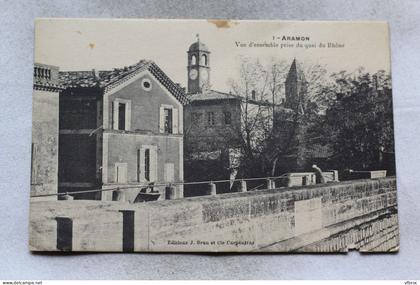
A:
31,89,59,198
101,70,184,195
104,132,183,191
184,99,242,152
29,177,398,252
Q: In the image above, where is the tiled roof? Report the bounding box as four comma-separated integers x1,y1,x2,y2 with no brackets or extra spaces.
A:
33,81,62,91
59,60,151,88
187,90,240,101
59,60,189,105
188,89,276,106
148,62,189,105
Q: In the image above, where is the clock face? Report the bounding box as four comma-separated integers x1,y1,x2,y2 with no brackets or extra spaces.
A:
189,69,198,80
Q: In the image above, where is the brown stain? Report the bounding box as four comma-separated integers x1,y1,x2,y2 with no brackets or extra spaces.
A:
207,20,238,29
88,43,95,49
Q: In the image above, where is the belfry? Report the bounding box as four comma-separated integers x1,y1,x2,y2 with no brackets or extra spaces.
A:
187,34,211,94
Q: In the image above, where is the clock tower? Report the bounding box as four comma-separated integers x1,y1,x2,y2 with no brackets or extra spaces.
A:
187,34,210,93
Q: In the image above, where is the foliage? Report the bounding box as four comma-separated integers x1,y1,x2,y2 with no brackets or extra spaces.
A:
229,58,329,177
229,58,394,177
316,69,394,171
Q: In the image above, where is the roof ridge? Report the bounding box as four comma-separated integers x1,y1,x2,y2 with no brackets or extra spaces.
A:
58,60,189,105
103,60,153,88
58,60,153,88
148,62,189,105
209,89,233,95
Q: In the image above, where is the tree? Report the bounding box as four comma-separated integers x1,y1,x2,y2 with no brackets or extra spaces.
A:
262,62,329,176
228,58,329,177
227,58,270,177
316,69,395,172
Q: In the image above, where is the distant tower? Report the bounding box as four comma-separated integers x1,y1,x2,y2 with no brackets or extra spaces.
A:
285,59,307,111
187,34,211,94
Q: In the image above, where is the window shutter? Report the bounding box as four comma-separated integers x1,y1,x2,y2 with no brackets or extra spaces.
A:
172,108,178,134
139,147,145,182
115,163,127,184
112,101,119,130
159,106,164,133
150,146,158,182
125,101,131,131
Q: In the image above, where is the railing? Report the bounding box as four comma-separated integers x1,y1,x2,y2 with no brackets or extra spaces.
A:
29,173,291,199
34,66,52,80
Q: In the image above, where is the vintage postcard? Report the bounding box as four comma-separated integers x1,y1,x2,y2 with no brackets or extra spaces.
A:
30,19,398,252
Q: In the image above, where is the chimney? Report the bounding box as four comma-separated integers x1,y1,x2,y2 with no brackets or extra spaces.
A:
92,69,100,79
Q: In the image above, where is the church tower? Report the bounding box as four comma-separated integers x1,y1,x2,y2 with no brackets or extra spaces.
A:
285,59,307,112
187,34,211,94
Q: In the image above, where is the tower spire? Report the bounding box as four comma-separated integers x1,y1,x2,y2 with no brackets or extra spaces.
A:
285,58,307,111
196,33,200,43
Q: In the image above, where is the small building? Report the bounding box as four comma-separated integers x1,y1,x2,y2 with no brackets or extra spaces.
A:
278,170,339,187
58,60,188,200
31,63,62,199
183,37,274,194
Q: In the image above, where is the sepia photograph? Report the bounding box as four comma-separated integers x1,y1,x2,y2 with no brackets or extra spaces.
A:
29,19,398,253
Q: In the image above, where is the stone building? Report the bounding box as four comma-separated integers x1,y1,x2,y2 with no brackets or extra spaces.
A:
58,60,188,200
183,37,274,194
284,59,308,111
273,59,331,173
31,63,62,199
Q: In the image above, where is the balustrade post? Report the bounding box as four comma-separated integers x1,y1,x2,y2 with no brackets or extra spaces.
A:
177,185,184,199
112,188,125,202
266,179,273,189
207,182,217,196
240,180,247,192
165,185,177,200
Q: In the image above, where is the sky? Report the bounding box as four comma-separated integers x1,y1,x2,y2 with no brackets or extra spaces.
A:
35,19,391,92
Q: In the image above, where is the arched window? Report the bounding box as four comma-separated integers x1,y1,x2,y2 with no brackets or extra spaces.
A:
191,55,197,65
201,54,207,65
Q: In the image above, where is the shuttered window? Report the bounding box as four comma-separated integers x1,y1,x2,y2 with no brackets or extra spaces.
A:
164,108,173,134
139,145,158,182
144,149,150,181
159,105,178,134
207,112,215,125
112,99,131,131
